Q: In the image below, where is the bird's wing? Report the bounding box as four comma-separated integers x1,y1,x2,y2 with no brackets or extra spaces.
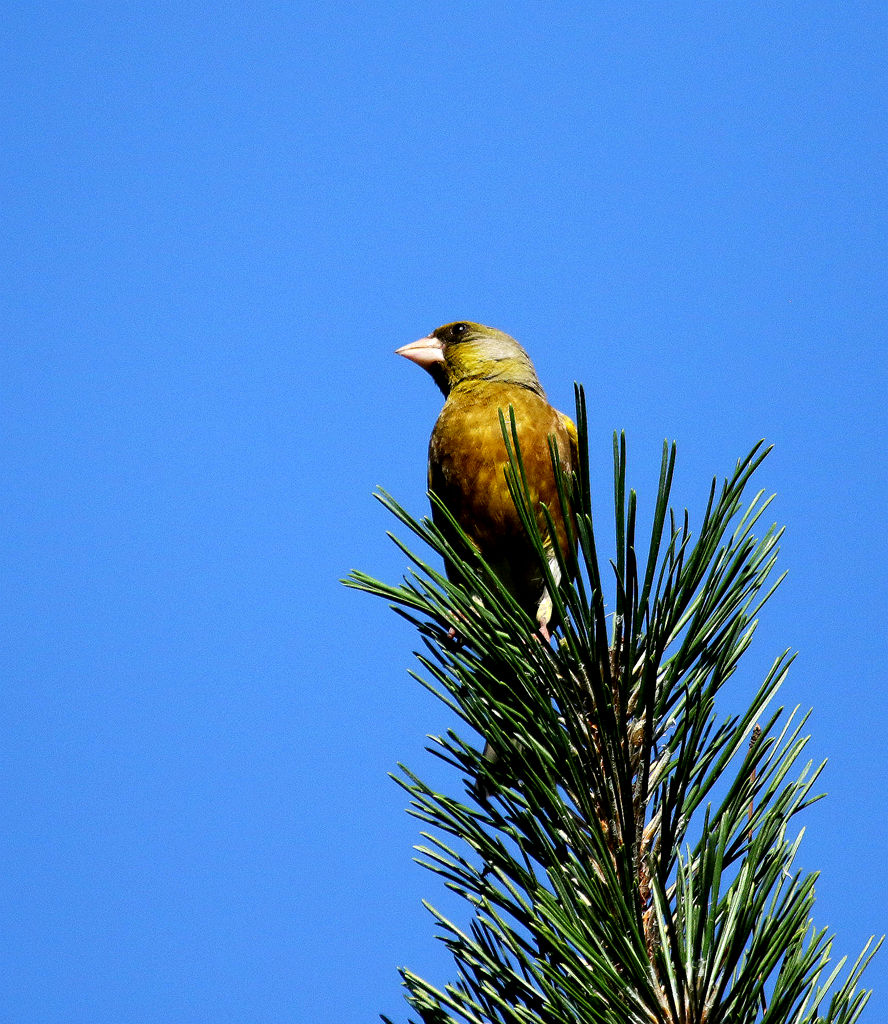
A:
559,411,579,472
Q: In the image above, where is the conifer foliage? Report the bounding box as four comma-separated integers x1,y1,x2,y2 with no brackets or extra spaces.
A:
346,387,879,1024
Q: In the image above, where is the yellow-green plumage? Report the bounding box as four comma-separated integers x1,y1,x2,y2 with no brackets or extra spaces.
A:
397,321,578,638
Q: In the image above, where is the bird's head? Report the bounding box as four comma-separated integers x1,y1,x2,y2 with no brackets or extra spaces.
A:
396,321,543,397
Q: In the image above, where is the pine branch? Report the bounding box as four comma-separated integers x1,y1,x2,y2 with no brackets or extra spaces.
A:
346,389,881,1024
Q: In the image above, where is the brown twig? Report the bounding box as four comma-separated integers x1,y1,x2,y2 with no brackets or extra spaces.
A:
747,723,762,842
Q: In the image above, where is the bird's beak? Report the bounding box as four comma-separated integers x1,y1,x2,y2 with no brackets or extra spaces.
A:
395,335,445,370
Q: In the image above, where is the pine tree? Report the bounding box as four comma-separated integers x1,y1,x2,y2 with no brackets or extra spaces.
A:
346,387,880,1024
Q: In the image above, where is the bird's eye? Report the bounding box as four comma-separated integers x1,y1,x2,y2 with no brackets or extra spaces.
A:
452,323,468,337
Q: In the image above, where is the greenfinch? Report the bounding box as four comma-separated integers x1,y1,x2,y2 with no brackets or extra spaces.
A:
396,321,578,642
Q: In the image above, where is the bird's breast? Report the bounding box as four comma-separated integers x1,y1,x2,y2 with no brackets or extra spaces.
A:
428,384,572,555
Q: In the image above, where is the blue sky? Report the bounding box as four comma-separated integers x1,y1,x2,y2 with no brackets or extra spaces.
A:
2,3,886,1021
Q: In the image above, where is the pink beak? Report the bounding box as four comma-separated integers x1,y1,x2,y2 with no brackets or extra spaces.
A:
395,334,445,370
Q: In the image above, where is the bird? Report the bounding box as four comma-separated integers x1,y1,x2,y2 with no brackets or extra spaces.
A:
395,321,578,643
